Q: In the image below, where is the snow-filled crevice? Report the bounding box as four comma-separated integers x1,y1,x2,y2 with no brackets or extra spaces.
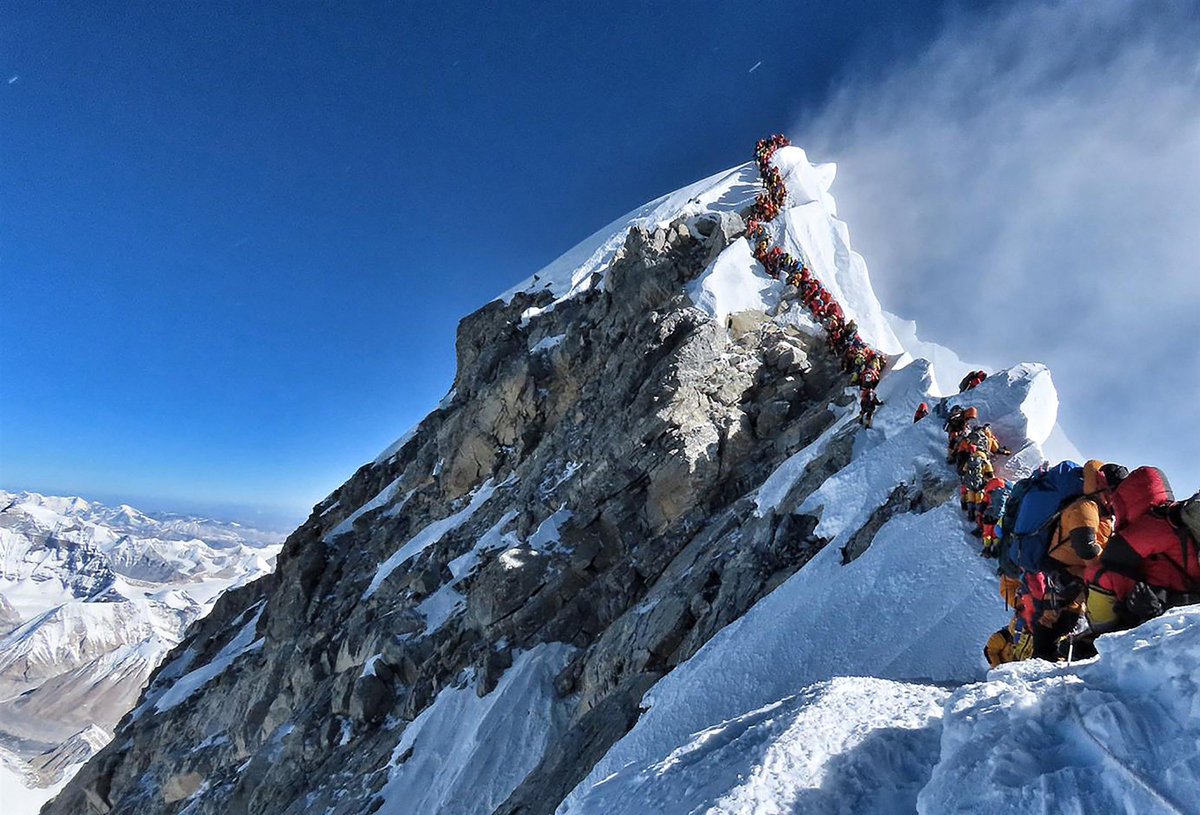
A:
376,644,575,815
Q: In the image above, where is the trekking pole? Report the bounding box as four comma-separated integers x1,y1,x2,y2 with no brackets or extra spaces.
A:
1066,633,1075,665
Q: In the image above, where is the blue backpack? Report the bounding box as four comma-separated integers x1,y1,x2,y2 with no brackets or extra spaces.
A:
984,484,1011,523
998,461,1084,575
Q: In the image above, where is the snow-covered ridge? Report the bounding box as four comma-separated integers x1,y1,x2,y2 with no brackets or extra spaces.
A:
497,162,761,311
494,138,1173,813
501,144,903,359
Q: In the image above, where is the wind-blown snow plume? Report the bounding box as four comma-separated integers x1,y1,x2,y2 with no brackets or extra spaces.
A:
798,0,1200,492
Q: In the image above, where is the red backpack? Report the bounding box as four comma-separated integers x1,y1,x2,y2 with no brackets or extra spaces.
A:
1100,512,1200,595
1110,466,1174,528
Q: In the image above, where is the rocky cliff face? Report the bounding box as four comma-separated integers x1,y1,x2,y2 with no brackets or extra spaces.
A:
45,148,1050,815
51,203,876,814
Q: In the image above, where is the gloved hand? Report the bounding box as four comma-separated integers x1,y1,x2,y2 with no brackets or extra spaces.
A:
1125,582,1165,621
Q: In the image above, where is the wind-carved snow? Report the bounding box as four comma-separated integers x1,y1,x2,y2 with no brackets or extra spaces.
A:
920,606,1200,815
150,603,265,713
363,477,512,599
377,644,574,815
686,239,779,321
563,678,947,815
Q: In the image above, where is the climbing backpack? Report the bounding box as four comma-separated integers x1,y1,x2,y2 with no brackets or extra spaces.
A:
966,426,992,453
997,477,1036,578
1109,466,1173,529
998,461,1084,575
1101,511,1200,596
1179,490,1200,543
964,455,989,492
985,483,1012,524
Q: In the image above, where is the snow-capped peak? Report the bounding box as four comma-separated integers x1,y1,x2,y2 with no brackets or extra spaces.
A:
0,490,286,809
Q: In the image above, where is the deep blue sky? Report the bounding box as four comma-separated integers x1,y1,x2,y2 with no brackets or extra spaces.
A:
27,1,1200,529
3,1,967,524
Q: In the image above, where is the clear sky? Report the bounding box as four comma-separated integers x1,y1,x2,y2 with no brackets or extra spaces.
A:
2,1,1195,527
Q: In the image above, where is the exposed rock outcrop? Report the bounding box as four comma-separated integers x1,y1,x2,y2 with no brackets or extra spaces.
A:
46,205,870,815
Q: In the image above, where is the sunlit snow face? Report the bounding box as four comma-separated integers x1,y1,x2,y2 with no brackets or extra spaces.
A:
798,0,1200,494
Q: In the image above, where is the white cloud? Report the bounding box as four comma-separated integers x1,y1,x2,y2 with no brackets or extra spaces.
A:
799,0,1200,493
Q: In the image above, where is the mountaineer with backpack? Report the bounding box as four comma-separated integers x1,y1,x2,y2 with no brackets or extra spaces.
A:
979,476,1010,553
958,370,987,392
967,423,1011,458
1044,461,1126,579
991,460,1088,660
858,387,883,428
954,424,1012,477
944,406,976,463
1085,470,1200,634
960,445,995,521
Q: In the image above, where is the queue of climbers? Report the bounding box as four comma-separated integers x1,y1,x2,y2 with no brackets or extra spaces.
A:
748,133,1198,670
746,135,885,426
936,401,1200,667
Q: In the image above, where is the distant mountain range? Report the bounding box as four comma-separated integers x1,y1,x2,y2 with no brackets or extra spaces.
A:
0,490,285,811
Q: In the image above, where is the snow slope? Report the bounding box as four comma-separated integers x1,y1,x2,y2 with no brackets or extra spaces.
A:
922,606,1200,815
561,362,1056,812
376,644,575,815
567,677,949,815
562,605,1200,815
499,162,761,320
686,146,904,356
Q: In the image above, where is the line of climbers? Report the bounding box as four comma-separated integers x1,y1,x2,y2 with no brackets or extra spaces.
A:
750,133,1199,663
927,402,1200,666
745,135,886,426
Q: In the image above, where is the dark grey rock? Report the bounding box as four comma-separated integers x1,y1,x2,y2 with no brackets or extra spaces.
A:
46,213,872,815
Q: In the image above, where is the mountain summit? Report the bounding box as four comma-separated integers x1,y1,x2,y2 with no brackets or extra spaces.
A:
44,142,1198,815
